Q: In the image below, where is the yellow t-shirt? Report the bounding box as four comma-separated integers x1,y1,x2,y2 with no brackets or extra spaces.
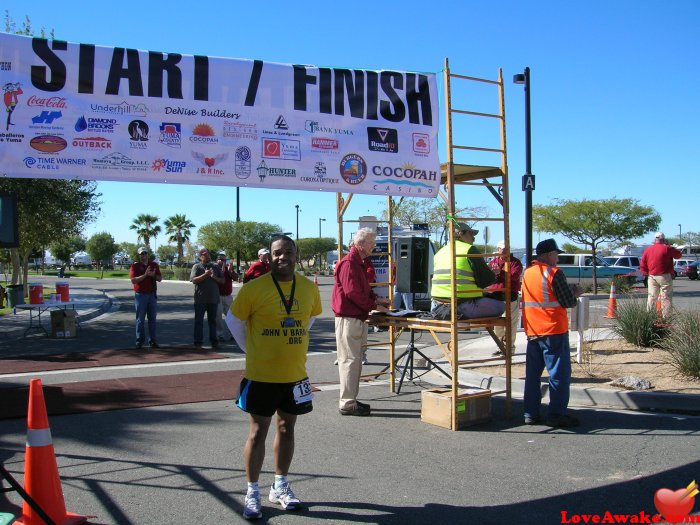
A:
231,272,322,383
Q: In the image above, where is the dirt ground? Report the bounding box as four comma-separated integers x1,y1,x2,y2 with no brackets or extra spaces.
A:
470,339,700,395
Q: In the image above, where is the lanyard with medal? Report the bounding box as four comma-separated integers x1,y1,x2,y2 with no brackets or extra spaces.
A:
272,274,296,327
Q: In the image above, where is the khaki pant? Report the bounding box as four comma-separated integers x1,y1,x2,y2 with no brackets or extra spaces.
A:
647,273,673,317
335,317,367,411
216,294,233,338
494,299,520,350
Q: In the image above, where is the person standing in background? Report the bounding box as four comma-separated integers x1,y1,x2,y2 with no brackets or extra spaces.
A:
129,246,162,349
190,248,224,348
486,240,523,356
216,252,238,341
244,248,272,283
640,232,682,318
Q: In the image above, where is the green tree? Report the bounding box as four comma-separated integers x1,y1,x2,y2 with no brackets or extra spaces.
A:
157,244,178,266
164,214,195,264
533,198,660,292
296,237,337,271
85,232,118,278
50,235,86,266
197,220,282,262
129,214,161,249
4,10,54,38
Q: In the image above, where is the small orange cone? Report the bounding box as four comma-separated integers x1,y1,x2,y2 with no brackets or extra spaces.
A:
656,299,663,320
604,281,617,319
313,274,318,286
13,379,88,525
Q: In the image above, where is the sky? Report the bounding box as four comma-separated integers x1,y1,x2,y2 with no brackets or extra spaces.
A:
2,0,699,251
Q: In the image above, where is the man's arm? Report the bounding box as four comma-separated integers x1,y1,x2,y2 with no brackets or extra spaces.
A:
337,261,376,311
551,271,578,308
225,311,247,352
470,246,496,289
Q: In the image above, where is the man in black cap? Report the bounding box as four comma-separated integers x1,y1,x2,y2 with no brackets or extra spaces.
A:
521,238,582,428
430,222,503,319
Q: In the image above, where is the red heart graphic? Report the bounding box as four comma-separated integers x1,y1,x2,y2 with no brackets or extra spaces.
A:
204,157,215,167
654,488,694,520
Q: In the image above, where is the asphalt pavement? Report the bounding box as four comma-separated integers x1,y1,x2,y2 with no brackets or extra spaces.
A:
0,275,698,524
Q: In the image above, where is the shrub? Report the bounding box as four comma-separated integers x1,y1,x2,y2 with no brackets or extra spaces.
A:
611,298,668,348
657,310,700,379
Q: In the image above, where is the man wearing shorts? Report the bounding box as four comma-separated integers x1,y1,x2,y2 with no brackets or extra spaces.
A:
226,235,322,520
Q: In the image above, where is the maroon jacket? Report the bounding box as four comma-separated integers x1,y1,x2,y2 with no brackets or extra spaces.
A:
640,242,682,276
243,260,270,283
332,247,377,320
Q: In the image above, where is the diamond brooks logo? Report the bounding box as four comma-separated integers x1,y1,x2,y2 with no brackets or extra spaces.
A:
561,480,698,524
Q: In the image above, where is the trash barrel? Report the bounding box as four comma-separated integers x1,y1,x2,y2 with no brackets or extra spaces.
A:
6,284,25,307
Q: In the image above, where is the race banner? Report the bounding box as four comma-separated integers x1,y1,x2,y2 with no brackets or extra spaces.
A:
0,33,440,198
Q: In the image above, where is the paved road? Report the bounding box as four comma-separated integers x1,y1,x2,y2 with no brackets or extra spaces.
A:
1,275,699,524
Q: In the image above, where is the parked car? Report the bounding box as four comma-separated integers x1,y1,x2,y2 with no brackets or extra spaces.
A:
556,253,637,286
602,255,644,283
680,261,700,280
674,258,696,277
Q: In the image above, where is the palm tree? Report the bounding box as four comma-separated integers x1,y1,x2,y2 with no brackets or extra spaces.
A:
164,213,195,263
129,214,161,249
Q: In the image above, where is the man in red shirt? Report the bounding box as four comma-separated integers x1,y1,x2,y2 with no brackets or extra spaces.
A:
216,252,238,341
332,228,389,416
129,247,162,349
244,248,271,283
640,232,682,317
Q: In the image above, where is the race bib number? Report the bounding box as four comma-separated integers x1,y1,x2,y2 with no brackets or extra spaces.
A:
292,379,314,404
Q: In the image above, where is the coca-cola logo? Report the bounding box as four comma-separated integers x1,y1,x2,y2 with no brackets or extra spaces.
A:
26,96,67,108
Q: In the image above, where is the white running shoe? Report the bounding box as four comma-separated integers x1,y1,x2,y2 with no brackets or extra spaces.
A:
243,490,262,520
362,356,369,365
269,482,301,510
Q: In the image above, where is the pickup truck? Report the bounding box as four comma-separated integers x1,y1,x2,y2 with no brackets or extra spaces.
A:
556,253,637,286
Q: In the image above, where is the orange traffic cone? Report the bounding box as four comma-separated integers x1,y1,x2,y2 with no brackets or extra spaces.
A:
604,281,617,319
13,379,88,525
313,274,318,286
656,299,663,320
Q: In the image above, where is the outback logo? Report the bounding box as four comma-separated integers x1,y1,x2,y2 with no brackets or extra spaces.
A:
23,156,85,170
92,152,149,170
152,159,186,173
90,101,148,117
235,146,251,179
339,153,367,185
26,96,66,108
274,115,288,130
224,120,257,140
31,110,63,127
159,122,181,148
72,136,112,149
305,120,354,135
75,116,118,134
262,138,301,161
412,133,430,155
367,127,398,153
128,120,149,141
30,134,67,153
190,123,218,144
311,137,339,151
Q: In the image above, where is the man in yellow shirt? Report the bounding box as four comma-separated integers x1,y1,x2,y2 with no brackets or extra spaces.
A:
226,235,322,520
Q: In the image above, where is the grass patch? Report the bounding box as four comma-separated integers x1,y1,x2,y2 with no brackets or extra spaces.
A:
611,298,668,348
657,310,700,379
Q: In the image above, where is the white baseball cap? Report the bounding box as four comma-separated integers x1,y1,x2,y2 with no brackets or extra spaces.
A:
258,248,270,256
496,240,506,250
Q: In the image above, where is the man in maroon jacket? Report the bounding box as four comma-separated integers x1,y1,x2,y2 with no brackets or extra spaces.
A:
130,246,162,349
243,248,271,283
640,232,682,317
332,228,389,416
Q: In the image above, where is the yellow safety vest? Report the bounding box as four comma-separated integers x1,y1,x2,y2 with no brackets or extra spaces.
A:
430,241,482,299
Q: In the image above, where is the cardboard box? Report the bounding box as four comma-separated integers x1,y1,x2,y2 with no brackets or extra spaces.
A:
50,309,77,338
421,388,491,430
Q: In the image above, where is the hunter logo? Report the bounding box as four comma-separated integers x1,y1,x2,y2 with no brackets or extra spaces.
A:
367,127,398,153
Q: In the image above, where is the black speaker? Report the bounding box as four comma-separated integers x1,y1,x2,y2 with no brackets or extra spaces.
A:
396,237,430,294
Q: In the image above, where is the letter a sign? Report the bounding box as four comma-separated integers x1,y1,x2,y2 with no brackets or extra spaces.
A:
522,174,536,191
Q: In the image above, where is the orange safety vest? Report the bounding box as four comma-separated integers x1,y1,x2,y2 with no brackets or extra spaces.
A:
521,261,569,337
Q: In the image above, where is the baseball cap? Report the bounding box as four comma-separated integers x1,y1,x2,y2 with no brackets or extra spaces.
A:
217,252,226,259
655,232,665,239
456,222,479,236
199,248,209,256
258,248,270,256
137,247,148,255
496,240,506,250
535,238,564,255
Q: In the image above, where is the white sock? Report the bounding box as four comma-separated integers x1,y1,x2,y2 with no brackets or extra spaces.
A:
274,475,287,488
247,481,259,493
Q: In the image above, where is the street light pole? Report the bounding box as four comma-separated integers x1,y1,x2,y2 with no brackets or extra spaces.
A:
236,187,241,273
295,204,301,240
678,224,682,244
514,67,533,266
319,217,326,238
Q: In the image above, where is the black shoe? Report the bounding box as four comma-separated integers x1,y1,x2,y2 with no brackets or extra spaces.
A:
211,341,219,349
356,401,371,409
524,415,542,425
339,404,371,416
135,342,143,349
149,341,159,349
194,343,203,348
546,415,580,428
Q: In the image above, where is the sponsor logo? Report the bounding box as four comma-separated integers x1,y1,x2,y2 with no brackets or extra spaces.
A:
128,120,149,141
339,153,367,185
367,127,398,153
164,106,240,119
192,151,227,175
152,158,187,173
92,152,149,171
300,161,339,184
159,122,181,148
314,161,326,178
412,133,430,155
75,116,118,134
305,120,354,135
311,137,339,151
23,156,86,170
30,134,67,153
0,62,11,71
0,131,24,143
262,138,301,161
26,95,67,108
235,146,251,179
370,162,437,193
31,110,63,125
91,101,148,117
223,120,257,140
3,81,22,131
72,136,112,149
189,123,218,144
255,161,296,181
274,115,288,130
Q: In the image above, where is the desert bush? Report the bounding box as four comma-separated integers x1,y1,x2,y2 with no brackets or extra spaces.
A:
168,267,191,281
611,299,668,348
657,310,700,379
